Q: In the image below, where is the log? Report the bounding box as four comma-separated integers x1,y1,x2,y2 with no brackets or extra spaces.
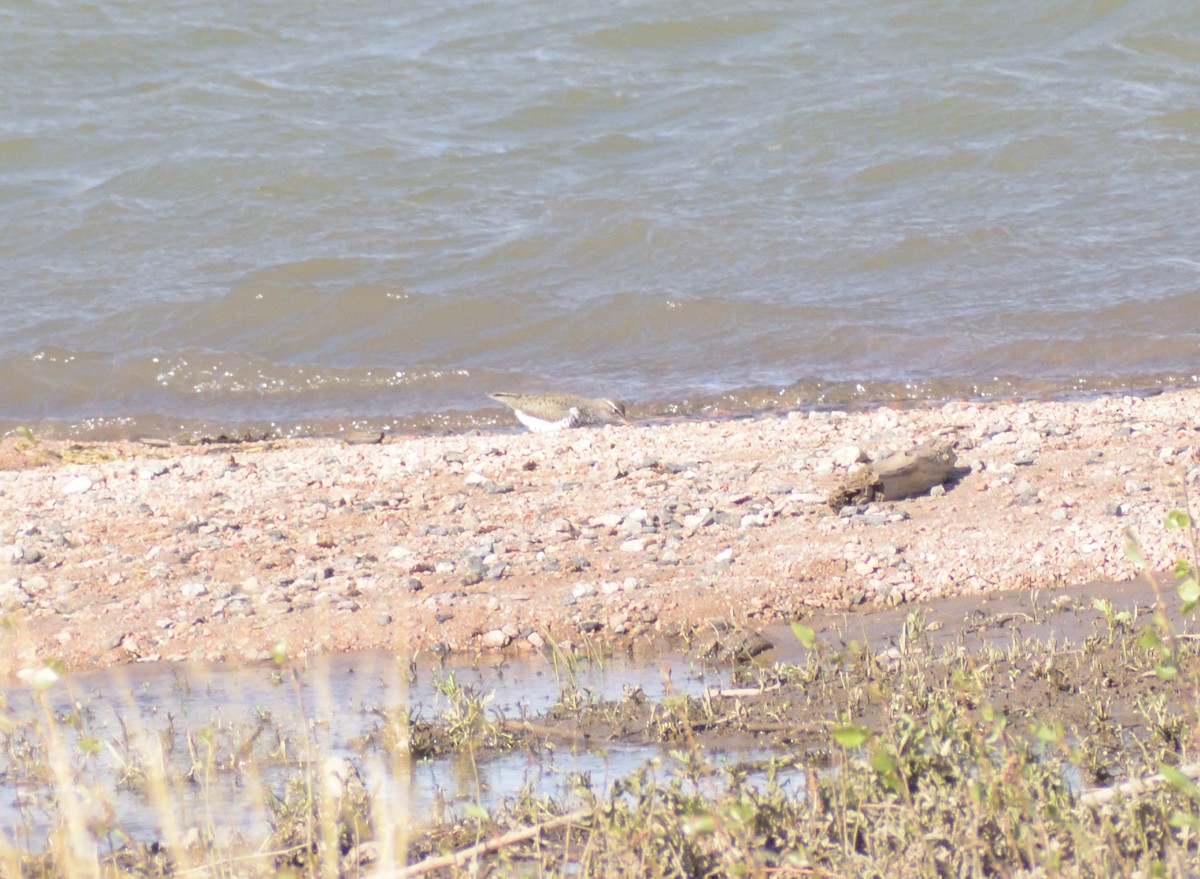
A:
827,439,958,509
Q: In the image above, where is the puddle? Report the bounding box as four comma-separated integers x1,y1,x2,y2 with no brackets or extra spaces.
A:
0,575,1185,848
0,646,763,846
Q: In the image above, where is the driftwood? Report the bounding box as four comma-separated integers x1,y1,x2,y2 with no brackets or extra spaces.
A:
385,808,592,878
1079,763,1200,807
827,439,958,509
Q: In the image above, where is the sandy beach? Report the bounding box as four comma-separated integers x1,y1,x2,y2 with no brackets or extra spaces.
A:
2,389,1198,677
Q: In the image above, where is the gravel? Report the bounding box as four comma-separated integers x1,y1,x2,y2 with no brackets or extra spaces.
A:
2,388,1199,674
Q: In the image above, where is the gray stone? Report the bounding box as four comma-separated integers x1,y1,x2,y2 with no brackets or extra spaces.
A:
181,582,208,599
22,575,49,594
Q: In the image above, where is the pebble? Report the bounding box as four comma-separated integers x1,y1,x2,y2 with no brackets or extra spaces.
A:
23,575,49,594
481,629,511,649
831,446,866,467
60,476,93,495
0,580,30,609
548,517,576,534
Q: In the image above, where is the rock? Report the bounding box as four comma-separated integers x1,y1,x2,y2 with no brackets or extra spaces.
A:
181,582,208,599
22,575,49,594
61,476,93,495
831,446,867,468
827,439,958,508
0,580,30,610
548,517,576,535
481,629,511,649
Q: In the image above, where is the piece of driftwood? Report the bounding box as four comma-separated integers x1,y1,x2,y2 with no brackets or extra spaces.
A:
827,439,958,509
384,808,592,878
1079,762,1200,807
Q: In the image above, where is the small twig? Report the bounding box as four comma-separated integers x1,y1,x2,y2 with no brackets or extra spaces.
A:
707,684,782,698
384,808,592,878
1080,763,1200,807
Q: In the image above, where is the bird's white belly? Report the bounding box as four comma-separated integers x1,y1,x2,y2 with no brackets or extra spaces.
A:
514,407,580,434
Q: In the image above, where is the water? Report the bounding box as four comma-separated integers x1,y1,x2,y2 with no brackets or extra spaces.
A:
3,0,1200,439
0,649,783,846
0,579,1152,846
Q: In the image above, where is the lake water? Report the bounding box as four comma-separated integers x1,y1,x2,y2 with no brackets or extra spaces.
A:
3,0,1199,439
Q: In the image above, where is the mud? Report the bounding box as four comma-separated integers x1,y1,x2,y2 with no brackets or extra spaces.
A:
2,571,1190,855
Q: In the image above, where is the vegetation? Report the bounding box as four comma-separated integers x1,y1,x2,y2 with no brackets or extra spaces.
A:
3,506,1200,877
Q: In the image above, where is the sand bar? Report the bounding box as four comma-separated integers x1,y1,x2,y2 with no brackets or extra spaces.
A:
2,389,1198,677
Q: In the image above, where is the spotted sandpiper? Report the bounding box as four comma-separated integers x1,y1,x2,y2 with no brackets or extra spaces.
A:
488,392,630,434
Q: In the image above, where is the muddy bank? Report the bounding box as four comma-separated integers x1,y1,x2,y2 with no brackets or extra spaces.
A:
5,568,1199,877
2,388,1199,676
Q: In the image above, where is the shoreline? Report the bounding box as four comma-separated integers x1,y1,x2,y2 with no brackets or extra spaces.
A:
2,387,1198,678
4,372,1200,447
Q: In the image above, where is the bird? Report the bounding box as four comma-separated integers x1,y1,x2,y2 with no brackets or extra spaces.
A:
488,392,630,434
